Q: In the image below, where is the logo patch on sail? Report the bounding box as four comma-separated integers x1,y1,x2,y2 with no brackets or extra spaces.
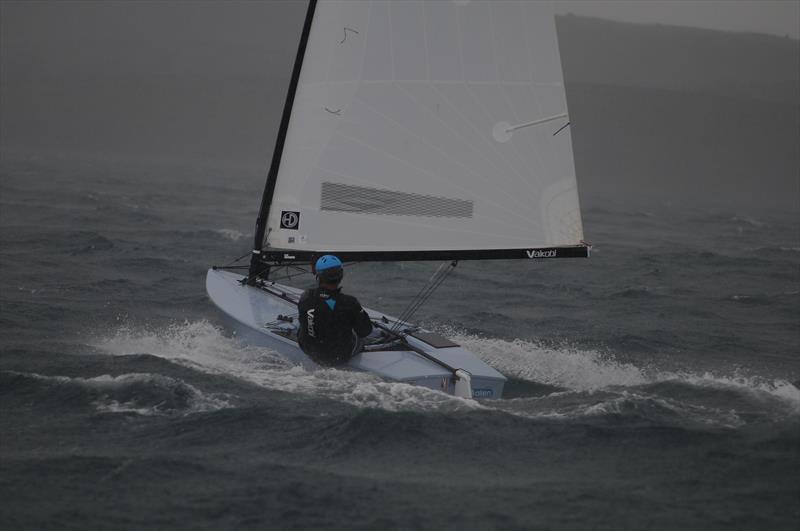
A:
526,249,557,258
280,211,300,229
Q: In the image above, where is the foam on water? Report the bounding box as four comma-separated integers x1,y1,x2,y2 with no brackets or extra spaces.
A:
7,371,231,416
452,331,799,404
730,215,767,228
213,228,247,241
450,331,650,390
92,321,800,425
454,331,800,423
669,371,800,412
94,320,482,414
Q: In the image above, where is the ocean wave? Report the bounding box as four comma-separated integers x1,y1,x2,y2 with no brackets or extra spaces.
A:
730,215,767,228
212,229,248,241
92,321,798,425
658,372,800,412
449,331,800,425
69,234,115,255
94,321,482,414
481,381,797,429
1,370,231,416
729,294,772,305
501,390,741,426
449,331,649,391
608,286,663,299
747,246,800,254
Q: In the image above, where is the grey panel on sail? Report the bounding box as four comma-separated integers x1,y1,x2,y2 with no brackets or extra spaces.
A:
321,182,473,218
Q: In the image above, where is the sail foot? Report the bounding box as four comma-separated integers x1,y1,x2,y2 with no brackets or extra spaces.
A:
254,245,590,265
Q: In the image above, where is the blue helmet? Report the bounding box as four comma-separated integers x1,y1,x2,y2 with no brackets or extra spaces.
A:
315,254,343,271
315,255,343,284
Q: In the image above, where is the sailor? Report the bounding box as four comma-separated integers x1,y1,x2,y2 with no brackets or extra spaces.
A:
297,255,373,366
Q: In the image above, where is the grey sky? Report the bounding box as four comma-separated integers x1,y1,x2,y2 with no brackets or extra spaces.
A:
1,0,797,210
557,0,800,39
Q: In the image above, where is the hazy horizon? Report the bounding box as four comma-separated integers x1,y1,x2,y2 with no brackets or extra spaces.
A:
1,1,798,212
557,0,800,40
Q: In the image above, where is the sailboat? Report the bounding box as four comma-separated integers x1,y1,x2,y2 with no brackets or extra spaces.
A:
206,0,588,399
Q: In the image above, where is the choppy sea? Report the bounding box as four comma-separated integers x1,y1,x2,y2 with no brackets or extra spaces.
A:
1,152,798,530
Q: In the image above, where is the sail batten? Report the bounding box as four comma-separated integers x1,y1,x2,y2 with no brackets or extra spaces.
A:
258,0,585,261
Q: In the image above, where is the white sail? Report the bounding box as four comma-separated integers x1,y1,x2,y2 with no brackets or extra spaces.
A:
264,0,583,255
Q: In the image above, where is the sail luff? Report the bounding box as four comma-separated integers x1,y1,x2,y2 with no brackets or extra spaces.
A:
248,0,318,282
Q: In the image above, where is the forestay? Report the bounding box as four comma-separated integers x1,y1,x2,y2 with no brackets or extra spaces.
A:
261,0,584,259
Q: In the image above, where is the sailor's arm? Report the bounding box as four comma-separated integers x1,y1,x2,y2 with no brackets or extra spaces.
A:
352,302,373,338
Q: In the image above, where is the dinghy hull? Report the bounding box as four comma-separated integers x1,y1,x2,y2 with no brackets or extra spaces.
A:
206,269,506,399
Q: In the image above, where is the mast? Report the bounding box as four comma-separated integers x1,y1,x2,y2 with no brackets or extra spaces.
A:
248,0,318,284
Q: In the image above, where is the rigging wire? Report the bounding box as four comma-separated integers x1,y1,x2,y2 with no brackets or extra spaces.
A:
268,261,361,283
223,251,252,268
390,262,456,335
219,258,360,282
211,251,259,275
404,261,457,324
218,253,454,335
389,261,457,335
266,264,312,283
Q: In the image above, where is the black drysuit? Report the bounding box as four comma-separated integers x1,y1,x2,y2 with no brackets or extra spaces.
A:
297,287,373,366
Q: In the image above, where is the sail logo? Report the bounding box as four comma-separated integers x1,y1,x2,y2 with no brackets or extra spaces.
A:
280,211,300,229
526,249,557,258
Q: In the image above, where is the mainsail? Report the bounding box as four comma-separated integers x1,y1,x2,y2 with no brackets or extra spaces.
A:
252,0,586,268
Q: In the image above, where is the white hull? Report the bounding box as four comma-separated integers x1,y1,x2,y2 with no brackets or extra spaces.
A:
206,269,505,399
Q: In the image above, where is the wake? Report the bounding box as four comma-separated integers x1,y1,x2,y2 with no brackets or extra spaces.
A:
452,330,800,425
92,320,800,425
94,320,482,414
